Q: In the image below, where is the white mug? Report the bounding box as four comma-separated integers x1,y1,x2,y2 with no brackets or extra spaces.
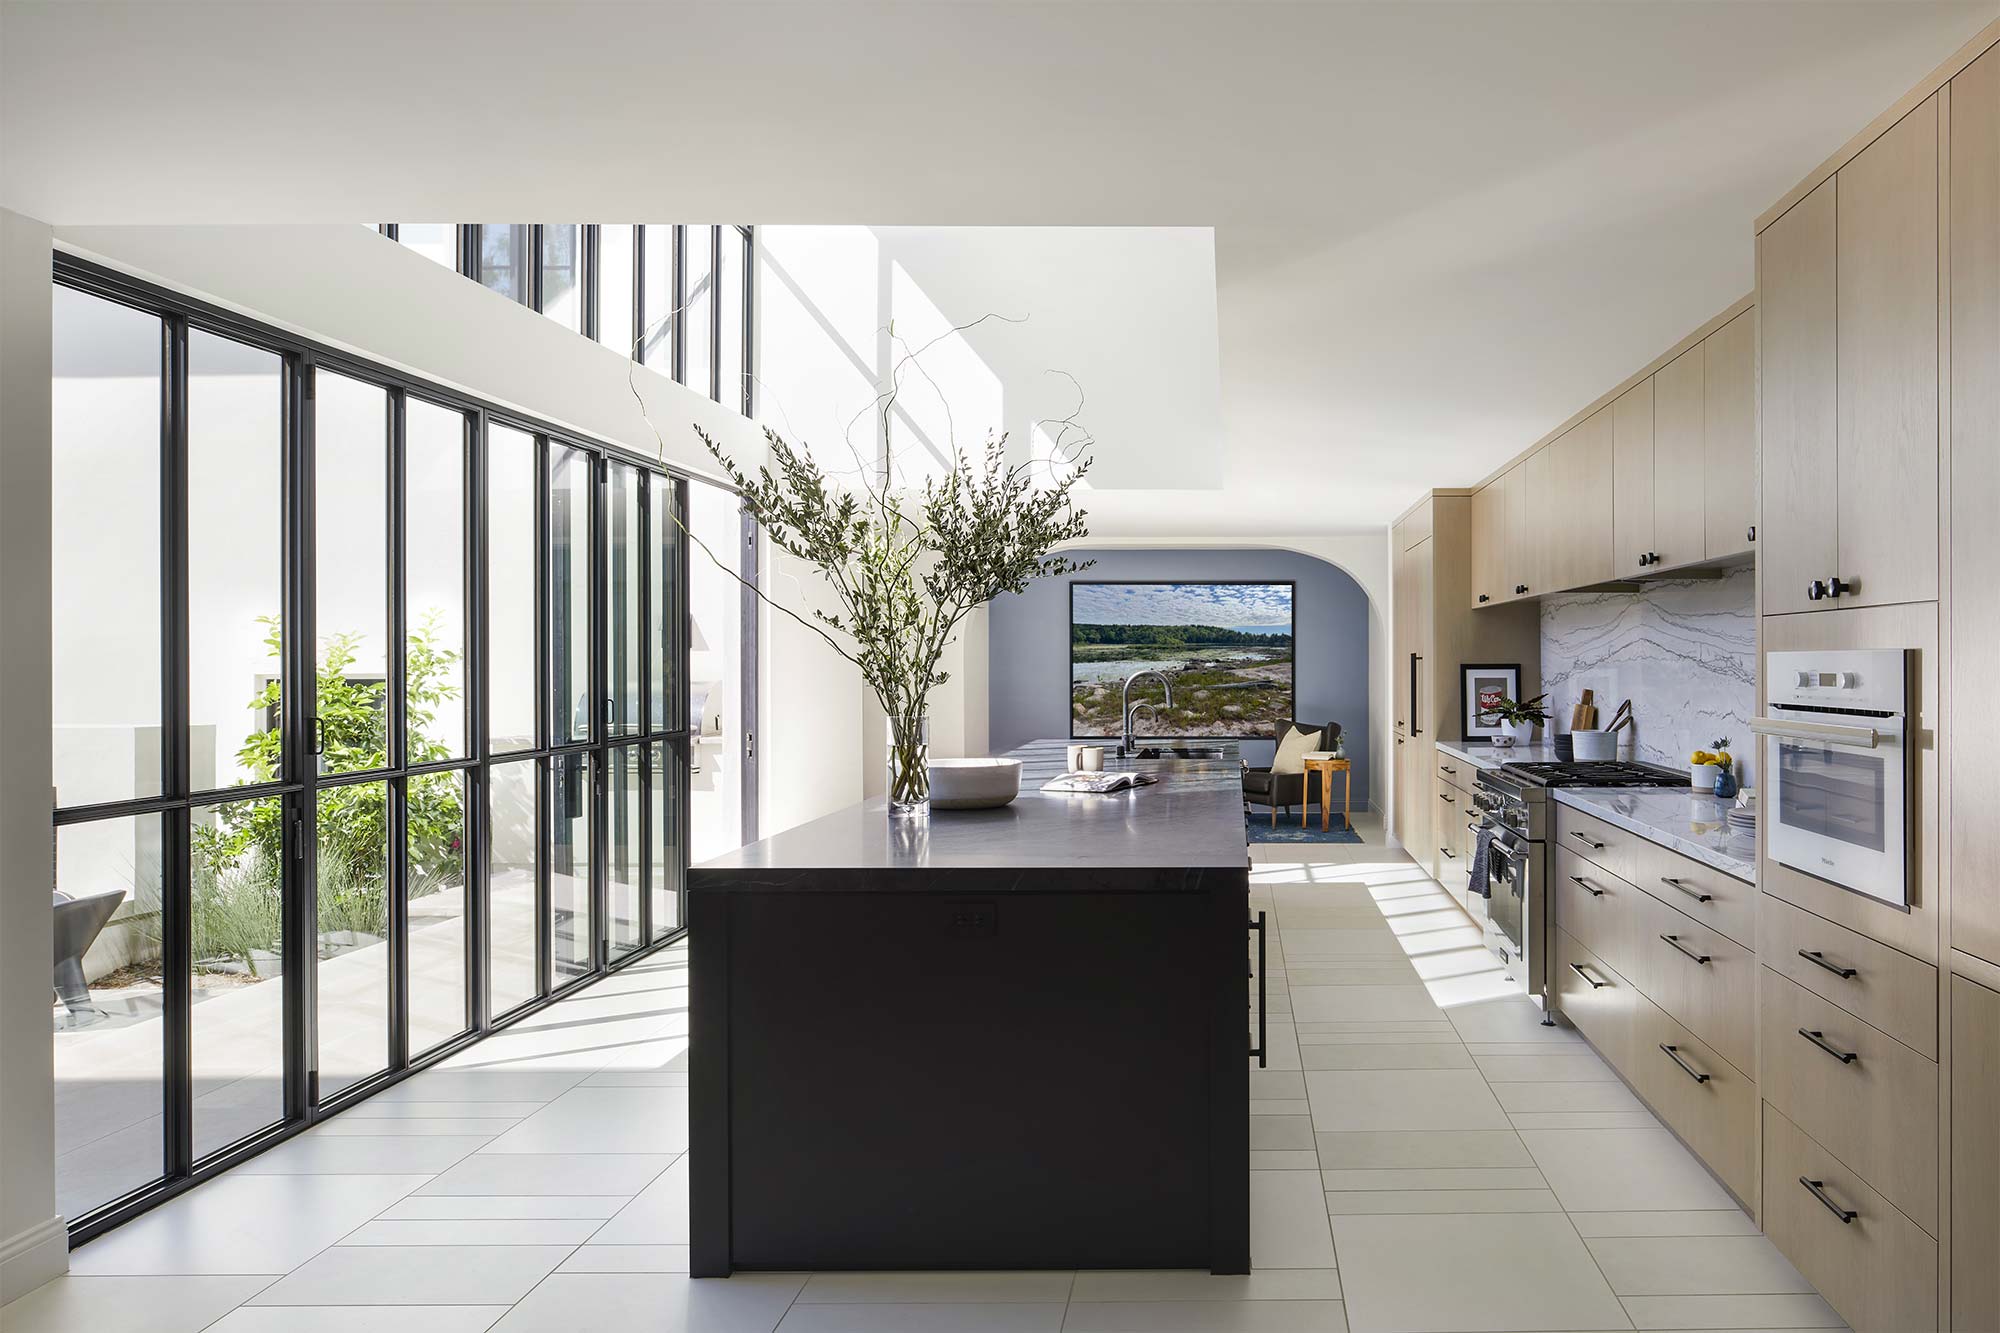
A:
1066,743,1087,771
1079,746,1104,772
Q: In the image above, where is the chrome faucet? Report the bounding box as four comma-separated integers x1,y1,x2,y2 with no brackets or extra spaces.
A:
1120,669,1176,756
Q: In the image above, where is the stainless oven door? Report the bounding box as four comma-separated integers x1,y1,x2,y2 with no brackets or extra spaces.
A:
1485,827,1529,959
1755,710,1908,907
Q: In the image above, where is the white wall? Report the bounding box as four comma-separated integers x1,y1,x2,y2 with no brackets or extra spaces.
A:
1,208,67,1301
759,548,865,831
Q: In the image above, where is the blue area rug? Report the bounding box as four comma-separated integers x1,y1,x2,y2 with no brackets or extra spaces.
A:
1246,810,1363,844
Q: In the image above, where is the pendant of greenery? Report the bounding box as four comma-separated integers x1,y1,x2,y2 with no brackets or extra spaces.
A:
695,424,1095,813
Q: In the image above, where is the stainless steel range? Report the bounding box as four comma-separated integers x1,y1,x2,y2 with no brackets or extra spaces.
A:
1471,758,1687,1007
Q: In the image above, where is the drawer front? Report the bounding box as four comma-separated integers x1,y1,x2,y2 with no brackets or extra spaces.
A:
1554,927,1634,1071
1553,844,1638,978
1759,969,1938,1234
1556,805,1644,886
1625,888,1758,1077
1763,1104,1938,1333
1762,895,1937,1059
1626,837,1756,950
1435,752,1472,795
1629,992,1758,1209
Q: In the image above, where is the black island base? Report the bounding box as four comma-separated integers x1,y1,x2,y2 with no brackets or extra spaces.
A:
688,739,1253,1277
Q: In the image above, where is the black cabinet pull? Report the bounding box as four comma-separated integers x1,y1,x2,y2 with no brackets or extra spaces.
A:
1747,524,1757,543
1800,1176,1858,1223
1806,578,1828,601
1797,949,1859,981
1441,764,1456,775
1440,794,1455,805
1798,1028,1858,1064
1826,576,1850,599
1660,876,1712,904
1659,1043,1711,1084
1248,912,1267,1068
1441,847,1456,860
1660,934,1712,965
1569,831,1605,850
1569,962,1607,990
1570,875,1605,898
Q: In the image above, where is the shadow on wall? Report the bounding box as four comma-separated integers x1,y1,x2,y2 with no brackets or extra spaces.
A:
987,548,1373,808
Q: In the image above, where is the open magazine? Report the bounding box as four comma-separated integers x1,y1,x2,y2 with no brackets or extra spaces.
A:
1040,770,1160,795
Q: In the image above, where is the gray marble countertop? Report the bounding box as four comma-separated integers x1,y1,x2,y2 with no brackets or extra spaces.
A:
691,738,1248,880
1433,741,1754,882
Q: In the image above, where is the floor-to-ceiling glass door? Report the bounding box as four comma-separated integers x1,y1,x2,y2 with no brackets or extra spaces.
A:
50,256,697,1243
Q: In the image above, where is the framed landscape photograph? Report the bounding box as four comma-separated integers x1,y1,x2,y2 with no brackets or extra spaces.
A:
1460,662,1521,741
1070,581,1296,739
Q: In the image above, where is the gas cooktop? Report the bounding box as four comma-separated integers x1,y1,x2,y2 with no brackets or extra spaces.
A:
1494,759,1689,789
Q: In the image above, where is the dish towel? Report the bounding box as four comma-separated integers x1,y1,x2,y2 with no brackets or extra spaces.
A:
1468,823,1495,900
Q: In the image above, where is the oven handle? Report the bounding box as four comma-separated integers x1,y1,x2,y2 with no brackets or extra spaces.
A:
1750,716,1879,748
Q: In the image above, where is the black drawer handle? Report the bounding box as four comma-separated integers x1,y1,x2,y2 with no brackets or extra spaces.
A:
1441,764,1456,775
1570,875,1605,898
1569,831,1605,850
1798,1028,1858,1064
1660,934,1711,965
1248,912,1267,1068
1797,949,1859,980
1569,962,1607,990
1660,876,1712,904
1440,794,1456,805
1440,846,1457,860
1800,1176,1858,1223
1660,1043,1711,1084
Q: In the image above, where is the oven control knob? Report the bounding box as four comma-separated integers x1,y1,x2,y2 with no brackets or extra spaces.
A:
1795,670,1814,688
1839,672,1858,689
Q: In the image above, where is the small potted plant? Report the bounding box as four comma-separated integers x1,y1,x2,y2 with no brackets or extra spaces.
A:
1488,694,1550,748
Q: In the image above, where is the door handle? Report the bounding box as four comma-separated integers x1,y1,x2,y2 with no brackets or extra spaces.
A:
1660,876,1711,904
1659,934,1712,965
1797,949,1859,980
1570,875,1605,898
1248,912,1268,1068
1750,716,1879,747
1798,1028,1859,1065
1659,1043,1711,1084
1800,1176,1858,1223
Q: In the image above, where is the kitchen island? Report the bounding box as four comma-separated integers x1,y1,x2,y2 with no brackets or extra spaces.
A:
688,739,1252,1277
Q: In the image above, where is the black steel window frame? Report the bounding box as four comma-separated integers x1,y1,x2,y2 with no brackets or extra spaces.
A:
50,251,697,1247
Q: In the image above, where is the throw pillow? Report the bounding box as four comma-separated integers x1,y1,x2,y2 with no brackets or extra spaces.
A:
1271,725,1323,775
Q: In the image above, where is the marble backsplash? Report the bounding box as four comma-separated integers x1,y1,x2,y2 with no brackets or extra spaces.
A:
1539,565,1756,787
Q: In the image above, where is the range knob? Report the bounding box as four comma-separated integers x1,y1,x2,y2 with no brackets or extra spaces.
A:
1838,671,1859,689
1795,670,1814,688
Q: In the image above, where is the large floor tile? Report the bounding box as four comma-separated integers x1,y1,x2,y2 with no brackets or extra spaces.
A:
1492,1081,1645,1113
1304,1070,1510,1131
1251,1171,1338,1268
1300,1043,1473,1070
1250,1070,1307,1100
341,1101,547,1120
1568,1210,1759,1238
775,1304,1064,1332
1619,1292,1845,1329
1473,1052,1617,1082
1070,1270,1343,1302
1518,1127,1736,1212
231,1133,489,1175
206,1307,509,1333
247,1245,573,1306
588,1154,689,1244
415,1151,676,1196
377,1068,589,1103
795,1272,1073,1303
377,1194,628,1220
1058,1300,1349,1331
1313,1130,1532,1170
489,1272,807,1333
340,1219,603,1246
1252,1150,1324,1170
1330,1212,1628,1332
311,1117,512,1138
1278,929,1409,959
1320,1167,1545,1191
1290,985,1442,1024
1323,1188,1562,1214
557,1245,690,1273
1444,999,1583,1045
1250,1116,1316,1150
0,1275,273,1333
479,1086,688,1155
1586,1235,1814,1296
67,1173,429,1275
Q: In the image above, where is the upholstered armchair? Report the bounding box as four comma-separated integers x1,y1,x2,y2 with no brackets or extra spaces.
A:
1241,720,1342,826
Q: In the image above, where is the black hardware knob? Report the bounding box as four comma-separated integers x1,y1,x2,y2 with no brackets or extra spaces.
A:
1639,552,1652,567
1747,524,1757,543
1477,593,1490,604
1826,576,1850,599
1806,579,1828,601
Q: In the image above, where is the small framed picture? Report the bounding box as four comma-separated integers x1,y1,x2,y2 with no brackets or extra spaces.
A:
1461,663,1522,740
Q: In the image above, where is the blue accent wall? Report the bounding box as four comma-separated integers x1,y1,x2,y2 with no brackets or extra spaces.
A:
987,548,1373,807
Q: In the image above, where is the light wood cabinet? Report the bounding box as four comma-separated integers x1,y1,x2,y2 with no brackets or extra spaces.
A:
1652,345,1708,572
1759,177,1839,615
1392,524,1436,857
1469,479,1506,609
1703,309,1758,559
1837,97,1939,611
1544,409,1615,591
1951,45,2000,970
1952,975,2000,1333
1502,462,1532,599
1612,379,1656,579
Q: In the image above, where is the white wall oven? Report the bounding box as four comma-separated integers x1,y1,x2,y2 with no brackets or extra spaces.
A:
1754,649,1912,909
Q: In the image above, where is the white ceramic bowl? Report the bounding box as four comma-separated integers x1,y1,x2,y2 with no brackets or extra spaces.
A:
928,757,1022,809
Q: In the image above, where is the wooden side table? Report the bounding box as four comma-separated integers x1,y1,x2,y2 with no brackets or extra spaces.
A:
1301,753,1351,832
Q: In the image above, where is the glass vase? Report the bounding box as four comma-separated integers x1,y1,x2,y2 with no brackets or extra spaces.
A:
886,712,931,821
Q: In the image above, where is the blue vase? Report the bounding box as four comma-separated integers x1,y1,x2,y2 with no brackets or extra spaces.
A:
1711,768,1738,799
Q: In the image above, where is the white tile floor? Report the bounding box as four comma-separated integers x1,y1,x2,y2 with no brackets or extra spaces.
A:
6,822,1847,1332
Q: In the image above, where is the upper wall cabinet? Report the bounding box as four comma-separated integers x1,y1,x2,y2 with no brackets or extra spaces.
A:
1473,300,1755,610
1760,98,1940,615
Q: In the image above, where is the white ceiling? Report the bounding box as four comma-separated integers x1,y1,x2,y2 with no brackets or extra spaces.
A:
3,1,1993,534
